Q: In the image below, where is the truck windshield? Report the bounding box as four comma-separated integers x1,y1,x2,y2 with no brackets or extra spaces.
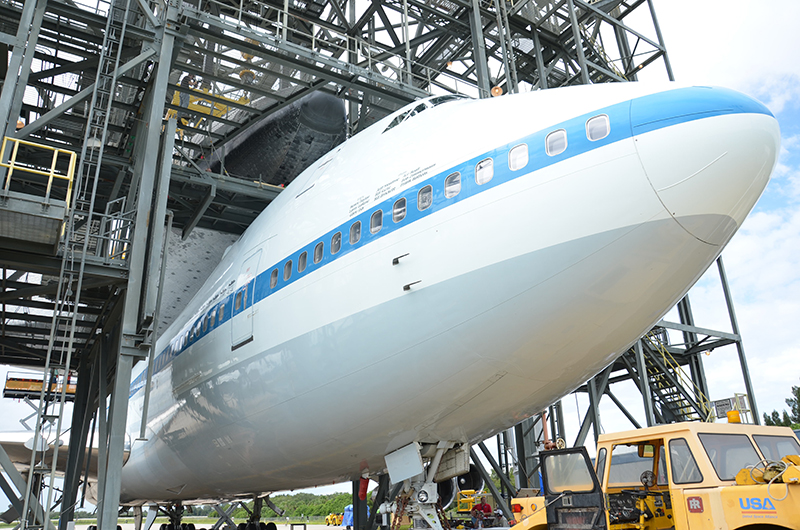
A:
753,434,800,461
544,452,595,494
698,433,760,480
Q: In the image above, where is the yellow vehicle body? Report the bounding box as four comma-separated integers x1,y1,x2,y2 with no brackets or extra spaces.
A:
512,422,800,530
166,87,249,127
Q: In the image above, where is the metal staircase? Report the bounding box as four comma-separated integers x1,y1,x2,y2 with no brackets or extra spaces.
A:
643,332,714,423
18,1,135,528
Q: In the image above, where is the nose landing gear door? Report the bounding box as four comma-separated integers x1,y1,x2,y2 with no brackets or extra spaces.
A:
231,249,262,349
541,447,607,530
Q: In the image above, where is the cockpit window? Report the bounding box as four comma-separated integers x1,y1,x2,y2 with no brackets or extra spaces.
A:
383,95,468,133
428,94,467,107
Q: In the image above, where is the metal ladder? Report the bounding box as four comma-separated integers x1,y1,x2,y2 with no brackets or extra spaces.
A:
19,0,135,528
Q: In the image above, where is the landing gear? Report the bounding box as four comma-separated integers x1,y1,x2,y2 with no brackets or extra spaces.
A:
383,442,463,530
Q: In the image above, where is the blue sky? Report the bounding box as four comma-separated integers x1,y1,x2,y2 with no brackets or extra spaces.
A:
579,0,800,436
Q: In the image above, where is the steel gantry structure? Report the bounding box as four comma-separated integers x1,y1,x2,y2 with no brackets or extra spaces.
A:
0,0,684,529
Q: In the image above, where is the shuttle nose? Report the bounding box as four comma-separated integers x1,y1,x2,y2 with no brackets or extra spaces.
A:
632,86,780,245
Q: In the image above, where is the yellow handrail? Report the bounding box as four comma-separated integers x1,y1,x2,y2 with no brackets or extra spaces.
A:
0,136,77,209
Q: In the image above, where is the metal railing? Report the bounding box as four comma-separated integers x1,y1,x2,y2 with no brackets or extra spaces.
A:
0,137,77,209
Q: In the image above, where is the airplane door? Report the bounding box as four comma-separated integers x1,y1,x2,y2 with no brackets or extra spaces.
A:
231,249,262,350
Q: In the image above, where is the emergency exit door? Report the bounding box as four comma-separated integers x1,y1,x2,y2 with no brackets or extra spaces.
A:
231,249,261,349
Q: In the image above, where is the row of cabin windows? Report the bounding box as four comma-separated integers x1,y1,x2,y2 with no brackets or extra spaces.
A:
164,115,613,358
266,114,611,287
174,302,227,356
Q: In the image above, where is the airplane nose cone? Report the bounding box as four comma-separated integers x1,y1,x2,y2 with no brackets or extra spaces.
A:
632,87,780,245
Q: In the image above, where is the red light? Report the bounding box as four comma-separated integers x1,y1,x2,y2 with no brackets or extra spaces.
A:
511,504,523,513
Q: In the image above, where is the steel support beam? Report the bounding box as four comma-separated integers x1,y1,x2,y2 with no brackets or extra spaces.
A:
97,17,176,530
718,256,759,424
469,447,513,520
468,0,491,97
477,441,517,497
634,339,656,427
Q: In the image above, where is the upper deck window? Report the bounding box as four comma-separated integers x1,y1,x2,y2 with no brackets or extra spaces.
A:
350,221,361,244
393,198,407,222
370,210,383,234
418,185,433,211
698,433,760,480
298,251,307,273
546,129,567,156
509,144,528,171
445,172,461,198
475,158,493,185
284,260,292,281
270,269,278,288
314,242,324,264
331,232,342,254
586,115,610,141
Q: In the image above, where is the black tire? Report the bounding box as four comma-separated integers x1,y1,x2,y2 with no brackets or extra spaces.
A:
265,522,277,530
237,523,247,530
259,523,268,530
246,523,259,530
160,524,167,530
187,524,196,530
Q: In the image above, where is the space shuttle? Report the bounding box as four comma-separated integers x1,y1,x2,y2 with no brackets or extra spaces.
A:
3,81,782,530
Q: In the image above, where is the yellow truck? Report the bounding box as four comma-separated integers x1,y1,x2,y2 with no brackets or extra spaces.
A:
512,421,800,530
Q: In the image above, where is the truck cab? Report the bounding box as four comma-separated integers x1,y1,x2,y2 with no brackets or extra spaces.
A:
596,422,800,530
511,422,800,530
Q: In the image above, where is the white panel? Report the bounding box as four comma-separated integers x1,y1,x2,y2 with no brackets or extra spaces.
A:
385,442,424,484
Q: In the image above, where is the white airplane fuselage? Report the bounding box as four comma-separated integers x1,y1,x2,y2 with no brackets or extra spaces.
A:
120,82,780,503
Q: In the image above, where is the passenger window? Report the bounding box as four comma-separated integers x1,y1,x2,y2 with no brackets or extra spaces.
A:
284,260,292,281
418,185,433,210
370,210,382,234
509,144,528,171
298,251,307,272
331,232,342,254
203,316,208,332
586,114,610,141
475,158,493,184
669,438,703,484
546,129,567,156
218,304,224,321
393,198,407,222
444,172,461,198
350,221,361,244
270,268,278,288
209,311,215,327
314,242,324,264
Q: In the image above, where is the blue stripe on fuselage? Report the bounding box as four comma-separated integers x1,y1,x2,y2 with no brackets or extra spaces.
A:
129,86,772,397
